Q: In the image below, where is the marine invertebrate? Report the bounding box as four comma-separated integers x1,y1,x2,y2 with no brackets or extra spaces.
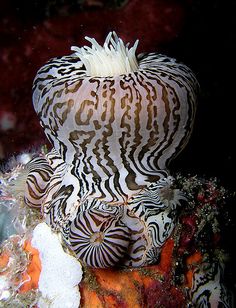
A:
1,163,233,306
25,32,199,267
187,257,232,307
69,203,131,268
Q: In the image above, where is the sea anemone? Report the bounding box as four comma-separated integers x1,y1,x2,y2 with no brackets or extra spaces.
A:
25,31,199,267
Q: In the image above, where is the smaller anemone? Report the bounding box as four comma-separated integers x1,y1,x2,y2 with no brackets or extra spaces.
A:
68,203,130,268
158,176,187,210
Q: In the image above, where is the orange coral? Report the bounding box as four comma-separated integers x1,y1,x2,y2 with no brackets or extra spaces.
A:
0,251,9,270
185,251,203,288
19,240,41,293
79,238,186,308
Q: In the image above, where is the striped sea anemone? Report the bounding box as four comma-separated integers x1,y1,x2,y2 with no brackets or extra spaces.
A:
26,31,199,267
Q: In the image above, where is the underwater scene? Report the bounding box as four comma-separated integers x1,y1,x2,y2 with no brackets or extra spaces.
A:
0,0,235,307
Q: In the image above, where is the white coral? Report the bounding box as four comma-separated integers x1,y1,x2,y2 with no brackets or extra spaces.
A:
31,222,83,308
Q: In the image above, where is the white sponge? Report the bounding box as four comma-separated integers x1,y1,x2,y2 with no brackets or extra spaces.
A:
31,222,83,308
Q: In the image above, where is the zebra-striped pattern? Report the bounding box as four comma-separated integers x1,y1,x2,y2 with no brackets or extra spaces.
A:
32,48,198,204
125,176,186,266
25,156,53,208
188,262,232,307
69,203,130,268
26,32,199,268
